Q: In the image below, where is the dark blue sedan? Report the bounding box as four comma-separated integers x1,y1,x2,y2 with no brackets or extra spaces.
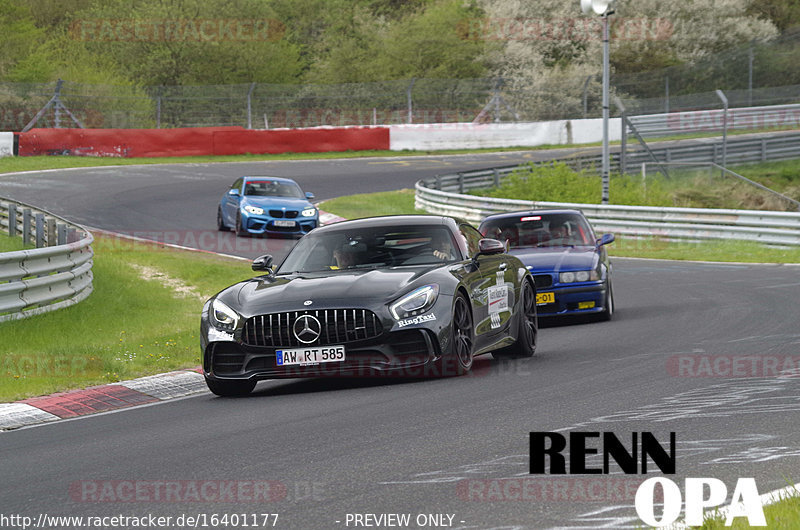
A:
217,176,318,237
479,209,615,320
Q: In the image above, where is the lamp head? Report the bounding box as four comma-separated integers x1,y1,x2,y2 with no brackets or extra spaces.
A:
581,0,615,15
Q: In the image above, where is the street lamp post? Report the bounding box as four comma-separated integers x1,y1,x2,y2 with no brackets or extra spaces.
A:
580,0,615,205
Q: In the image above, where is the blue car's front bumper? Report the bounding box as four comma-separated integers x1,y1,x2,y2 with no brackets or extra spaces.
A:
241,213,318,235
532,275,608,317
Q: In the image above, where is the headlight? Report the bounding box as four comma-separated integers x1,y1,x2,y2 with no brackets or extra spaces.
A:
244,205,264,215
559,270,599,283
390,284,439,320
210,298,239,331
301,207,317,217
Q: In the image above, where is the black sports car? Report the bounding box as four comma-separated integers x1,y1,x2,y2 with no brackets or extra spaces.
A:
201,215,538,396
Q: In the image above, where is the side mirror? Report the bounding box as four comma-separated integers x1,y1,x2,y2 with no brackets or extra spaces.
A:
228,188,240,196
252,254,274,272
596,233,615,247
305,192,315,200
472,238,505,260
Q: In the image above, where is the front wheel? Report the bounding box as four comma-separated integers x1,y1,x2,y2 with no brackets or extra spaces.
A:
217,207,227,231
494,280,537,359
598,282,614,321
439,293,474,376
235,213,248,237
205,377,256,397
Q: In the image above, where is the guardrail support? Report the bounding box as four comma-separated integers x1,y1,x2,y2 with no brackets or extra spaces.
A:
493,168,500,188
57,223,67,246
458,173,465,194
46,218,57,247
7,203,16,236
22,209,31,246
35,214,45,248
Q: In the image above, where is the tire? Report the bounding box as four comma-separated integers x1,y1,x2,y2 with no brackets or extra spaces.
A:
205,377,256,397
441,293,474,376
598,282,615,321
235,212,248,237
494,280,537,359
217,207,227,231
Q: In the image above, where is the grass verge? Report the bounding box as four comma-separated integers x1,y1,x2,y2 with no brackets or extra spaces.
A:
0,232,30,252
697,489,800,529
0,234,252,402
321,189,800,264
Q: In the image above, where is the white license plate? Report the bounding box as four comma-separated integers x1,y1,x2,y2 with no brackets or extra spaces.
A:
276,345,345,366
274,220,296,227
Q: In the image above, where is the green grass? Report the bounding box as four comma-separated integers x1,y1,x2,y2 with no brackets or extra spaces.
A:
0,235,252,402
472,160,800,211
321,189,800,264
696,489,800,529
0,232,30,252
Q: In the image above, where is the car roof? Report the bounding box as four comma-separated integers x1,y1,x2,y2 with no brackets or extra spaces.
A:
480,209,585,223
311,215,464,233
242,176,298,184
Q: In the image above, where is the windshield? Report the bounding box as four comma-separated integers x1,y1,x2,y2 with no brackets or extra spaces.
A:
243,179,304,199
277,225,460,274
481,213,595,248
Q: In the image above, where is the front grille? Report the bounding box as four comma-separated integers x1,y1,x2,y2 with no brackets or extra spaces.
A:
533,275,553,289
269,210,299,218
242,309,383,347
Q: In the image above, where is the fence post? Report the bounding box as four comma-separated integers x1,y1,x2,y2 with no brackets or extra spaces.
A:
715,89,729,173
156,86,163,129
407,78,416,124
46,217,57,247
35,213,45,248
57,224,67,245
665,76,669,115
7,203,16,237
493,168,500,188
761,138,767,162
247,82,256,129
22,209,31,246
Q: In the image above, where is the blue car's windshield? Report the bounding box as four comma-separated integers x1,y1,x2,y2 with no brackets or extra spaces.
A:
243,180,304,198
277,226,460,274
481,213,595,248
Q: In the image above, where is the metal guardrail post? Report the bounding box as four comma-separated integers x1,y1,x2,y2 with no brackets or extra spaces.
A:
761,139,767,162
35,213,45,248
46,218,57,247
716,90,729,173
458,173,465,194
57,223,67,245
7,203,15,236
22,209,31,246
493,168,500,188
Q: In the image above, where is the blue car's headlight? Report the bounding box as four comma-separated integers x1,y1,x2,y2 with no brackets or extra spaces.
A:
244,205,264,215
390,285,439,320
210,299,240,331
301,207,317,217
559,270,599,283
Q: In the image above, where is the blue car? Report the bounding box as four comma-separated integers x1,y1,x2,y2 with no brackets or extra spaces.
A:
479,209,615,320
217,176,318,237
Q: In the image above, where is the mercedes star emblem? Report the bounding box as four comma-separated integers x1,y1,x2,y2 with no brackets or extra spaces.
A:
293,314,322,344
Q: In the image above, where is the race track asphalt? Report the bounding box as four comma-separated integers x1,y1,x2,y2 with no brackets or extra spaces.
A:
1,150,799,529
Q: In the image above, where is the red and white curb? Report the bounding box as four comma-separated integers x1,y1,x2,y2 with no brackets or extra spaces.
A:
0,370,207,431
318,209,347,225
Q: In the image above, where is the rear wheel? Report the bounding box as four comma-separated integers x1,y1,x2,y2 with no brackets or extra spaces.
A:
205,377,256,397
494,280,537,359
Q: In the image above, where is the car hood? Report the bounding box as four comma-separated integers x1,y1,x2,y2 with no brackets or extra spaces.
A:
242,196,313,210
510,246,599,273
228,266,447,315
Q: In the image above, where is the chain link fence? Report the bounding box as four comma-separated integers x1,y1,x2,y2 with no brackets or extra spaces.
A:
1,29,799,131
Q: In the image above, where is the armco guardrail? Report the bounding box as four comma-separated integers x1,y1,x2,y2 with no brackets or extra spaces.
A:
0,197,93,322
628,104,800,138
416,182,800,247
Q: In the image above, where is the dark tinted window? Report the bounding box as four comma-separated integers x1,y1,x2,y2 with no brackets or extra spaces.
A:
243,179,304,198
480,213,595,248
458,224,482,256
